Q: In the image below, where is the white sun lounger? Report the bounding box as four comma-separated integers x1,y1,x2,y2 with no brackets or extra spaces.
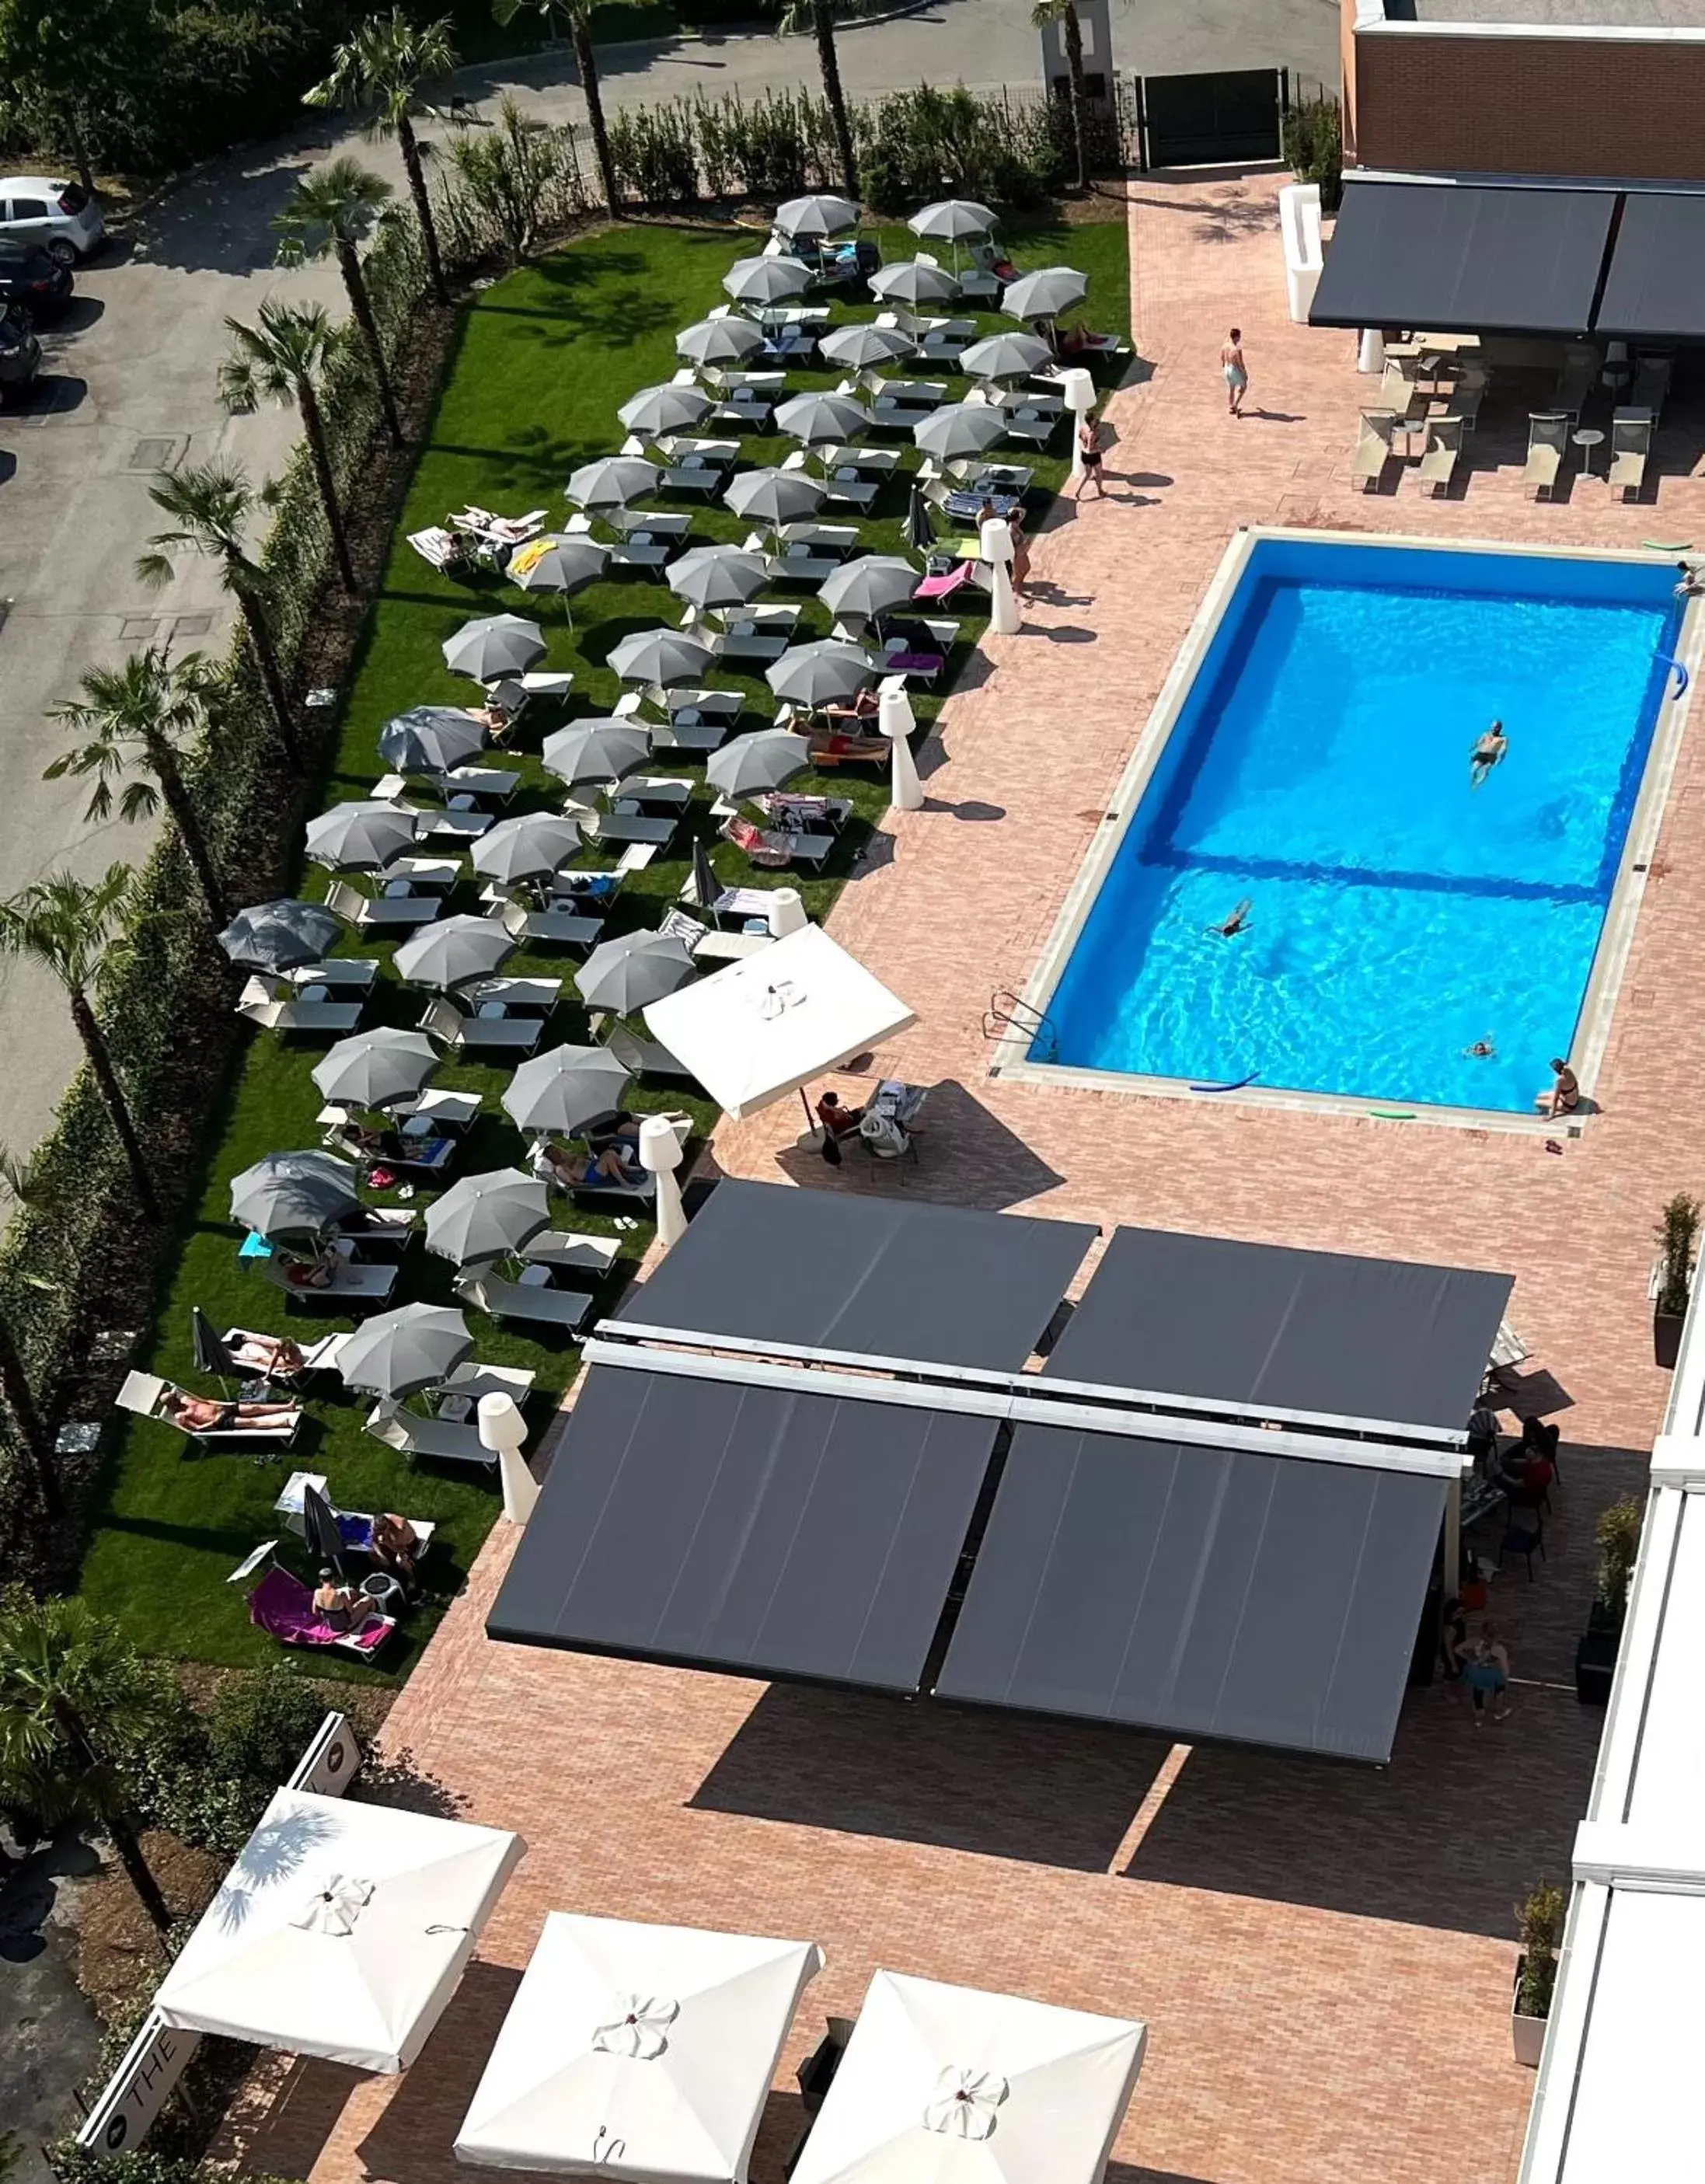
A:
259,1258,399,1307
454,1269,595,1331
519,1231,622,1276
420,996,546,1054
325,881,442,931
1523,413,1570,500
117,1370,302,1446
364,1397,500,1468
235,979,365,1034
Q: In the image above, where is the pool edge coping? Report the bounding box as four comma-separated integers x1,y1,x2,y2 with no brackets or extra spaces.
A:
990,523,1700,1135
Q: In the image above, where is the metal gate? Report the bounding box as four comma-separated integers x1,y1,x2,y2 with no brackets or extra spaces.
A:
1135,67,1288,171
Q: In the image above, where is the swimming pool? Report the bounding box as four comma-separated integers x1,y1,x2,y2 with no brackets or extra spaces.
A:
1026,535,1686,1115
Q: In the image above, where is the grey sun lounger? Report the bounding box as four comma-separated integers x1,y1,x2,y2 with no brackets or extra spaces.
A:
325,881,442,931
420,996,546,1054
260,1258,399,1307
820,469,881,512
235,980,365,1035
454,1270,595,1331
284,958,379,992
365,1397,499,1468
492,902,605,951
582,810,679,849
520,1230,623,1276
457,975,563,1014
598,1019,699,1082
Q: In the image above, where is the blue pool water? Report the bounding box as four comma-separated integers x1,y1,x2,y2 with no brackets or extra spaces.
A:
1040,540,1681,1111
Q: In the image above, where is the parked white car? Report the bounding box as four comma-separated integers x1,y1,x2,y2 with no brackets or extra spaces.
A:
0,179,104,263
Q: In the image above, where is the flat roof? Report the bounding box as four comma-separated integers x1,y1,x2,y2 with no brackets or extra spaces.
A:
1403,0,1705,26
1595,190,1705,340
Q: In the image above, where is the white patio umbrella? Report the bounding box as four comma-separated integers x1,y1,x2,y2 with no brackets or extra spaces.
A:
393,914,517,991
568,455,660,511
668,545,770,612
378,706,486,774
443,615,546,682
338,1302,473,1397
914,403,1007,464
619,382,714,437
575,930,696,1015
425,1167,552,1265
677,316,765,367
790,1972,1146,2184
455,1913,823,2182
960,332,1054,382
509,535,610,595
706,727,810,802
502,1043,634,1135
869,259,959,309
723,255,811,304
473,811,584,888
542,718,653,790
723,467,825,529
608,628,715,687
908,198,996,242
1002,266,1089,323
305,801,419,873
818,555,919,620
643,923,915,1122
767,640,876,708
776,391,871,447
311,1027,439,1108
153,1789,524,2074
819,324,916,373
776,192,859,237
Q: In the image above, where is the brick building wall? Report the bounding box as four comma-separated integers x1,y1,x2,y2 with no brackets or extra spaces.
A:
1349,26,1705,180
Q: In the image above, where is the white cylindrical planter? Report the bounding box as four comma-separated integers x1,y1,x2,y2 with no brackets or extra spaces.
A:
766,886,808,938
639,1113,687,1250
980,515,1020,636
1358,328,1385,375
1058,365,1095,480
879,684,923,811
478,1393,537,1524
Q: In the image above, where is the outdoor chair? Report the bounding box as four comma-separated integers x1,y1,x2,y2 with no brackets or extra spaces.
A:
1522,414,1570,500
246,1565,395,1658
1631,351,1673,418
1498,1514,1546,1579
1377,361,1424,420
452,1268,595,1332
365,1397,500,1468
1553,345,1597,419
720,814,835,870
235,977,364,1036
1417,416,1465,497
325,880,442,932
1609,410,1654,499
116,1370,303,1448
419,996,546,1055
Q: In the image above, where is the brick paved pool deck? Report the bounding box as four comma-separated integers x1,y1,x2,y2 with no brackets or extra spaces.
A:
228,176,1705,2184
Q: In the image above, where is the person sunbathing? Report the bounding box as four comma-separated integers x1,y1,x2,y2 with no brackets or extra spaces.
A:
162,1389,298,1433
227,1331,307,1376
821,688,880,726
535,1139,642,1189
312,1568,363,1634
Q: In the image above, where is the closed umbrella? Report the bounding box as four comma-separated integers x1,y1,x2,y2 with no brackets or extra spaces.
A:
676,316,765,367
424,1168,551,1266
618,382,713,436
776,391,870,446
870,258,958,308
507,535,608,595
767,640,876,707
688,837,720,911
567,455,659,511
501,1044,633,1136
914,401,1007,462
305,801,419,873
312,1027,439,1109
1002,265,1089,322
904,482,936,553
909,198,996,241
723,255,811,304
378,706,486,774
576,930,696,1015
392,916,516,993
776,192,859,237
191,1306,239,1381
961,330,1054,381
607,628,714,687
723,467,825,528
707,727,811,801
819,323,915,372
338,1303,472,1398
818,554,919,619
541,719,652,789
442,615,546,682
472,811,583,888
667,545,769,612
218,898,340,972
229,1151,360,1242
301,1480,349,1578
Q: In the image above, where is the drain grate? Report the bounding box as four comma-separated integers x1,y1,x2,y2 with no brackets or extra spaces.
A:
128,436,180,471
118,616,160,642
170,613,213,640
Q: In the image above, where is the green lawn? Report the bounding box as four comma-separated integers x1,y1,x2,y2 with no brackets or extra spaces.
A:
75,208,1130,1676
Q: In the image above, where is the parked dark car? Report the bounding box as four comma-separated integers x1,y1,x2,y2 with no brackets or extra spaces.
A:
0,239,72,319
0,305,40,401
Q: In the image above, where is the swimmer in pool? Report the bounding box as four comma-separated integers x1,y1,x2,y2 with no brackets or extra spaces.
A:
1463,1035,1498,1059
1470,722,1508,789
1207,898,1253,937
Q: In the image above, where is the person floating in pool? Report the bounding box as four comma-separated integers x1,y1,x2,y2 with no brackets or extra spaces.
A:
1463,1035,1498,1059
1470,721,1508,790
1207,898,1253,937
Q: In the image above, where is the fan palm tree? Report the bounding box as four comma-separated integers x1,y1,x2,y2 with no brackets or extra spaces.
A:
0,1148,62,1517
1031,0,1088,193
0,867,159,1224
490,0,631,216
0,1592,175,1936
47,647,228,931
778,0,857,201
218,302,354,593
274,158,403,447
138,462,298,768
304,9,458,307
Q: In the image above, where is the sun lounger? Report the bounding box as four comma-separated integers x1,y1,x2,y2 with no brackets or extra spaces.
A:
438,766,521,804
235,979,365,1035
325,1123,457,1181
1609,408,1653,499
914,561,977,606
259,1255,399,1307
284,958,379,993
804,732,887,773
457,975,563,1014
1351,409,1397,490
1378,362,1424,420
1553,346,1596,419
437,1360,538,1405
413,805,493,849
660,906,774,962
453,1268,595,1331
248,1565,394,1656
720,814,834,870
595,1017,699,1082
1417,416,1464,497
1631,352,1672,419
611,776,695,814
364,1397,500,1468
325,880,442,931
383,857,462,893
1523,412,1570,500
117,1370,303,1446
519,1230,623,1276
221,1328,350,1380
490,897,605,953
583,810,679,849
420,996,546,1055
1001,406,1062,448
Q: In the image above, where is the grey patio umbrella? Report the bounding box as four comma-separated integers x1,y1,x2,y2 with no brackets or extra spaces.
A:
191,1306,239,1381
619,382,714,436
723,255,811,304
908,198,996,242
607,628,714,687
688,837,719,910
442,614,546,682
819,323,916,373
541,719,652,788
776,390,871,447
576,930,696,1015
914,401,1007,462
424,1167,551,1266
1002,265,1089,322
667,545,769,612
869,258,959,307
218,898,341,972
311,1027,439,1108
776,192,859,238
567,455,659,510
305,801,420,872
767,640,877,706
337,1303,472,1398
723,467,825,528
301,1480,349,1577
392,916,516,992
378,706,486,774
904,482,936,553
472,811,584,888
229,1151,360,1241
508,534,609,595
818,554,919,619
502,1043,634,1136
961,330,1054,382
676,316,765,367
706,726,811,801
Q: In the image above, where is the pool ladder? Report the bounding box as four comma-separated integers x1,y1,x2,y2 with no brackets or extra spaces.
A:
982,990,1059,1062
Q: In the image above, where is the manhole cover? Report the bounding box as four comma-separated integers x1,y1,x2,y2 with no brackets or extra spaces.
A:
171,613,212,640
128,437,179,471
118,616,159,641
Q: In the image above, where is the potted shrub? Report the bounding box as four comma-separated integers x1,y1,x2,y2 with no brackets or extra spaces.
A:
1511,1880,1565,2066
1650,1191,1699,1366
1574,1496,1643,1704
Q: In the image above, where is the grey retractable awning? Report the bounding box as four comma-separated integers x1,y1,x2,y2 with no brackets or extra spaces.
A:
936,1425,1447,1762
1309,181,1616,336
486,1366,996,1690
613,1179,1096,1370
1045,1228,1511,1432
1596,191,1705,340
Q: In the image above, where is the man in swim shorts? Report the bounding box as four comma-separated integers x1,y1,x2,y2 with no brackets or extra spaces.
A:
1470,721,1508,788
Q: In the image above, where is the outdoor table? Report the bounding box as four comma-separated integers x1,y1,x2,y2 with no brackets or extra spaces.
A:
1573,426,1606,475
870,1080,929,1128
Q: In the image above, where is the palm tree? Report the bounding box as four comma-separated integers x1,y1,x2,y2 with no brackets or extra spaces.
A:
218,302,354,593
0,1592,176,1936
0,1149,62,1517
491,0,629,217
138,463,299,768
304,9,458,308
779,0,857,201
1031,0,1088,193
274,159,404,448
0,867,159,1224
47,647,228,931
